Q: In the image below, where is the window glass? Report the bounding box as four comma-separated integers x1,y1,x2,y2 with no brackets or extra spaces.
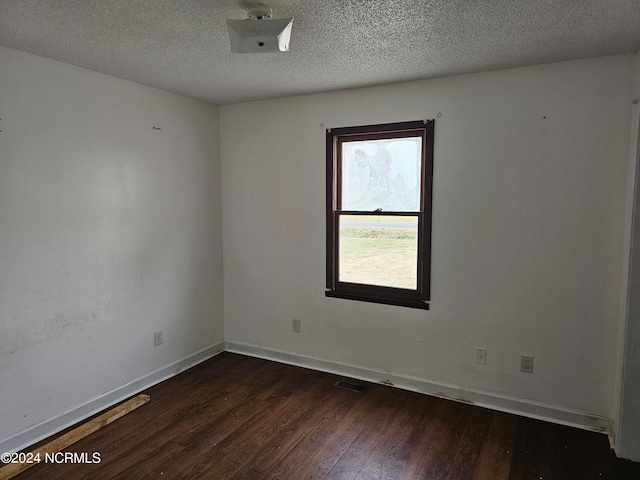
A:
339,214,418,289
341,137,422,212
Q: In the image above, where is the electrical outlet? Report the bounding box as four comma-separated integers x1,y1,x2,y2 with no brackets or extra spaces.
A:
154,330,163,346
292,319,301,333
521,354,533,373
476,348,487,365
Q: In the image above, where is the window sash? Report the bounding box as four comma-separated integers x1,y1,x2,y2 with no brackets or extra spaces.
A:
336,130,427,212
337,212,421,290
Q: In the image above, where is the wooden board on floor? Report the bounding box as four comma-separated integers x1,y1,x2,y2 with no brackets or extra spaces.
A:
0,394,150,480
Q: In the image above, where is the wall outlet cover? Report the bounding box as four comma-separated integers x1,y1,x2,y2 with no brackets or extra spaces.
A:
154,330,163,346
521,354,533,373
476,348,487,365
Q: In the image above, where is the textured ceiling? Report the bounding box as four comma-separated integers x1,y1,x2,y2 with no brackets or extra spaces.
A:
0,0,639,105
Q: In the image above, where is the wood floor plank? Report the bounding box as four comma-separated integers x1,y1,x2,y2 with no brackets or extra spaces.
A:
73,384,269,479
257,383,383,480
241,376,357,474
472,411,516,480
12,352,640,480
449,407,495,479
352,390,431,480
155,372,330,478
323,386,415,480
386,397,459,480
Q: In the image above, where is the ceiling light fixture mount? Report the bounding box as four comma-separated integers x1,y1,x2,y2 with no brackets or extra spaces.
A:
226,4,293,54
245,4,272,20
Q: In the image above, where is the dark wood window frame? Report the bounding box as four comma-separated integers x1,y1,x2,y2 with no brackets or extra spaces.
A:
325,119,434,309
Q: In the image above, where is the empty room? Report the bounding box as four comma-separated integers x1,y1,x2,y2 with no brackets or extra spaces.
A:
1,1,640,478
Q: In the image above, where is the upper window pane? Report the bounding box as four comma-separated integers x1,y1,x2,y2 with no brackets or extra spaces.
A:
341,137,422,212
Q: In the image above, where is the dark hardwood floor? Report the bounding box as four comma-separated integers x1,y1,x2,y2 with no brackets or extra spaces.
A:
10,352,640,479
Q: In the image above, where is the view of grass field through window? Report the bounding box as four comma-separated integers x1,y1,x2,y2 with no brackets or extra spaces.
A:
339,215,418,289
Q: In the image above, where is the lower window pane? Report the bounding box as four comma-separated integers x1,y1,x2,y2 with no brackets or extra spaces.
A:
339,215,418,289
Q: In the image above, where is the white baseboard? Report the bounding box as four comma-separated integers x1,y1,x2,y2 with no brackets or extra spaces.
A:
225,341,614,442
0,342,225,455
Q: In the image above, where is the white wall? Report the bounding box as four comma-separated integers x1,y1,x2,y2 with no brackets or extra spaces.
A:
221,54,634,430
0,46,224,447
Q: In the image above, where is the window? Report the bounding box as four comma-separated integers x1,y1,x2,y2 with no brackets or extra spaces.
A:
326,120,434,309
